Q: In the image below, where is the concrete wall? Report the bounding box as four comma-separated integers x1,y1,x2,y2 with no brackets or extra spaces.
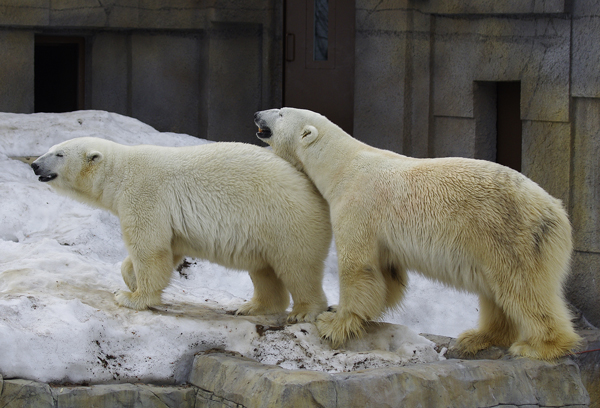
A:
354,0,600,327
0,30,34,113
0,0,281,142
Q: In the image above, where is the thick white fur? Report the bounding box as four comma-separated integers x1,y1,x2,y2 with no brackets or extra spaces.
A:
255,107,581,360
32,137,331,323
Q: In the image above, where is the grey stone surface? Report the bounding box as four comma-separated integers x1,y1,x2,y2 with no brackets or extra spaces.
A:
0,30,34,114
411,0,567,14
571,0,600,98
190,351,590,408
571,98,600,254
203,23,263,144
433,15,571,123
53,383,197,408
521,120,571,205
0,378,54,408
433,116,476,158
572,329,600,408
130,33,202,137
568,252,600,329
90,32,129,116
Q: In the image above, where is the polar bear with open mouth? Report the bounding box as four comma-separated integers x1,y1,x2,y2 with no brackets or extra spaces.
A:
255,107,580,360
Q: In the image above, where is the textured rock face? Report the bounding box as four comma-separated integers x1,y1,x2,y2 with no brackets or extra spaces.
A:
189,351,590,408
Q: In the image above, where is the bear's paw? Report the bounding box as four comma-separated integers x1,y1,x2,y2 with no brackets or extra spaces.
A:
316,311,365,348
114,290,161,310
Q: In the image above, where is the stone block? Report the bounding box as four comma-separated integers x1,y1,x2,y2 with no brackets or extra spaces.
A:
353,26,406,151
130,33,201,136
567,251,600,329
49,0,106,27
53,383,196,408
0,31,34,113
354,4,433,156
571,98,600,253
433,116,476,158
433,15,570,122
521,120,571,205
0,1,49,26
190,351,590,408
405,11,433,158
204,24,262,144
411,0,567,14
0,379,53,408
571,0,600,97
572,329,600,408
90,32,129,116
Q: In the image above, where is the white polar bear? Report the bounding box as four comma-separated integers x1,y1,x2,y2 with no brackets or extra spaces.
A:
31,137,331,323
255,107,581,360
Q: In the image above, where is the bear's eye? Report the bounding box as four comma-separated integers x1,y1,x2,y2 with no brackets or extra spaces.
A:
56,153,63,157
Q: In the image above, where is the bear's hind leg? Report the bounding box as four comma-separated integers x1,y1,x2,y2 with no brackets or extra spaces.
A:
457,294,518,355
235,266,290,317
503,289,581,360
115,247,173,310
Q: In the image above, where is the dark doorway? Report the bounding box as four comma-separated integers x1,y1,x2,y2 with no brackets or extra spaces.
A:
284,0,355,134
496,82,522,172
35,36,85,113
474,81,522,172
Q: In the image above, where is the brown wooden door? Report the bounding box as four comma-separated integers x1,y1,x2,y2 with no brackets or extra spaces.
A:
284,0,355,134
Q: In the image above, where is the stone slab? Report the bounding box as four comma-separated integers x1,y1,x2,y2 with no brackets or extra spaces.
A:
190,350,590,408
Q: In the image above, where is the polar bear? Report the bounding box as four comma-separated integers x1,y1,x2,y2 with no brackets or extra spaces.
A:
31,137,331,323
255,107,581,360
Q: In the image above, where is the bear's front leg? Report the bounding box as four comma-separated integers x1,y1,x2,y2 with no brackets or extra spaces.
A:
316,248,388,347
115,247,174,310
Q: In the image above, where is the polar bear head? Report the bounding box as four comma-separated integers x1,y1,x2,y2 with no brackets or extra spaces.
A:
31,137,107,201
254,107,333,171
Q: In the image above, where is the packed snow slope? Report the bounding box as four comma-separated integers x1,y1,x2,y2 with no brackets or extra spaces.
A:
0,111,478,384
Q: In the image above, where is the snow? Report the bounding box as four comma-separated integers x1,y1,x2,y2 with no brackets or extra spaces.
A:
0,110,479,385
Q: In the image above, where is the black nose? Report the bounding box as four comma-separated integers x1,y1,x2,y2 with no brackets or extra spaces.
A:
254,112,260,121
31,162,39,171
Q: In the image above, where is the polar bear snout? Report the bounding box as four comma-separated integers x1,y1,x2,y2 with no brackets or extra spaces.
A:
31,161,57,183
254,111,274,140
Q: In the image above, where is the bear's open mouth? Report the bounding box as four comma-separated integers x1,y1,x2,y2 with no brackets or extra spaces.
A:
39,174,57,182
256,126,272,139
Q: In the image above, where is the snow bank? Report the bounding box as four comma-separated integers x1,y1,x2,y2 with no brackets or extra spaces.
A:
0,111,478,384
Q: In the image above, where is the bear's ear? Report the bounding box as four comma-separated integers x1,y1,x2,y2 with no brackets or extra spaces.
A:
300,125,319,145
86,150,103,163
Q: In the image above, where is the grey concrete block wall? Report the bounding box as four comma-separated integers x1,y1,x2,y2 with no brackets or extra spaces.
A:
572,0,600,98
354,3,407,152
131,33,202,137
0,0,281,142
567,97,600,326
432,15,571,122
203,23,263,144
90,32,129,116
521,120,571,205
0,30,34,113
